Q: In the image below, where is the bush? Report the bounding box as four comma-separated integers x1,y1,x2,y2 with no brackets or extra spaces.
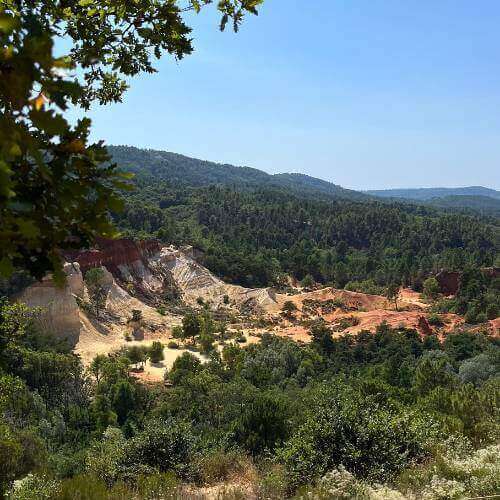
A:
121,419,195,478
84,268,108,317
171,325,184,340
7,474,60,500
427,313,443,326
458,352,499,386
300,274,315,289
282,301,297,314
135,472,180,499
148,342,164,364
198,334,215,354
233,391,289,454
279,384,429,489
53,474,133,500
422,277,440,300
194,450,250,485
235,335,247,344
167,352,201,385
345,280,385,296
167,341,179,349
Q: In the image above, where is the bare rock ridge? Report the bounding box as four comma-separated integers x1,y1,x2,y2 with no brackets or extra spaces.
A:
17,262,84,345
435,268,500,296
18,239,277,349
16,238,499,359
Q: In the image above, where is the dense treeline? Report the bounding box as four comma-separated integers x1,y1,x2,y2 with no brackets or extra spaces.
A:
1,300,499,498
115,182,499,291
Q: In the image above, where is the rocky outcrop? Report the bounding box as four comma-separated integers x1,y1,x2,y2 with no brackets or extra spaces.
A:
150,246,277,311
434,268,499,296
17,263,84,346
435,270,461,295
417,315,433,336
64,238,161,276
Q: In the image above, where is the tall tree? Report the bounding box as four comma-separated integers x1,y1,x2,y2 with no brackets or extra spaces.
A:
0,0,263,281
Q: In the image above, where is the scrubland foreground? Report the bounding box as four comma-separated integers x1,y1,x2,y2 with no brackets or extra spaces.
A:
1,256,499,498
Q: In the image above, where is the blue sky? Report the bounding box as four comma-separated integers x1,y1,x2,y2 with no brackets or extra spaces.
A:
69,0,500,190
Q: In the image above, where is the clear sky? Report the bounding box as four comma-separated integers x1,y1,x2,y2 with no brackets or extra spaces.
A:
69,0,500,190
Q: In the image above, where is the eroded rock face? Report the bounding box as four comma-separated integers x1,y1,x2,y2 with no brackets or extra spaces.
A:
417,315,433,336
17,263,84,346
64,237,161,276
435,270,461,295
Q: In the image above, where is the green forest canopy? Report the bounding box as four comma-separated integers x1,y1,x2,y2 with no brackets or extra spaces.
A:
110,146,499,293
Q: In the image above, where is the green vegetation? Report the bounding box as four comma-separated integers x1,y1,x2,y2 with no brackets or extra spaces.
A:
423,277,440,300
148,342,164,364
1,298,499,498
0,1,262,281
1,3,499,499
111,153,498,296
432,269,500,323
84,268,108,317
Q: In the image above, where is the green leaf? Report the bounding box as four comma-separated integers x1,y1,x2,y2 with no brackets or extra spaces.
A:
0,257,15,278
29,110,68,135
0,14,20,34
16,219,41,239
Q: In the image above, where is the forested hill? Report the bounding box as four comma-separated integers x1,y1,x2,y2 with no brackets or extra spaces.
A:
108,145,369,201
367,186,500,201
426,195,500,216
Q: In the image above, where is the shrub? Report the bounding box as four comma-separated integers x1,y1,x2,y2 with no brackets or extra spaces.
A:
300,274,315,289
131,309,143,322
282,301,297,314
121,419,195,478
257,464,288,500
345,279,385,296
233,391,290,454
236,335,247,344
135,472,180,499
458,352,499,386
167,341,179,349
279,384,429,489
149,342,164,364
194,450,250,485
7,474,60,500
54,474,133,500
422,277,440,300
171,325,184,340
167,353,201,385
427,313,444,326
84,268,108,317
198,334,215,354
413,351,457,396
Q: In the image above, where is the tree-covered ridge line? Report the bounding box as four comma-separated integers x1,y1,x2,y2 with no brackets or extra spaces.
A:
108,145,372,201
110,145,500,215
367,186,500,201
115,177,499,290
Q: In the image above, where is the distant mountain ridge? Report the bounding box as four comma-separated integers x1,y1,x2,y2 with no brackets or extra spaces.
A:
366,186,500,201
109,146,499,213
108,146,369,201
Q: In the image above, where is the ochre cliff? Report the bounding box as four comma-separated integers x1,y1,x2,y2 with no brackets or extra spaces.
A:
17,262,84,346
64,238,161,275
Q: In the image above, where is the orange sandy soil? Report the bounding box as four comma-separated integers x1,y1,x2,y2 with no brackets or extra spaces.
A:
90,286,499,385
271,287,390,313
488,318,500,337
261,287,499,342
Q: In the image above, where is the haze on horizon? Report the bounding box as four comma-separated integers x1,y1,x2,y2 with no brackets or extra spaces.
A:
69,0,500,191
